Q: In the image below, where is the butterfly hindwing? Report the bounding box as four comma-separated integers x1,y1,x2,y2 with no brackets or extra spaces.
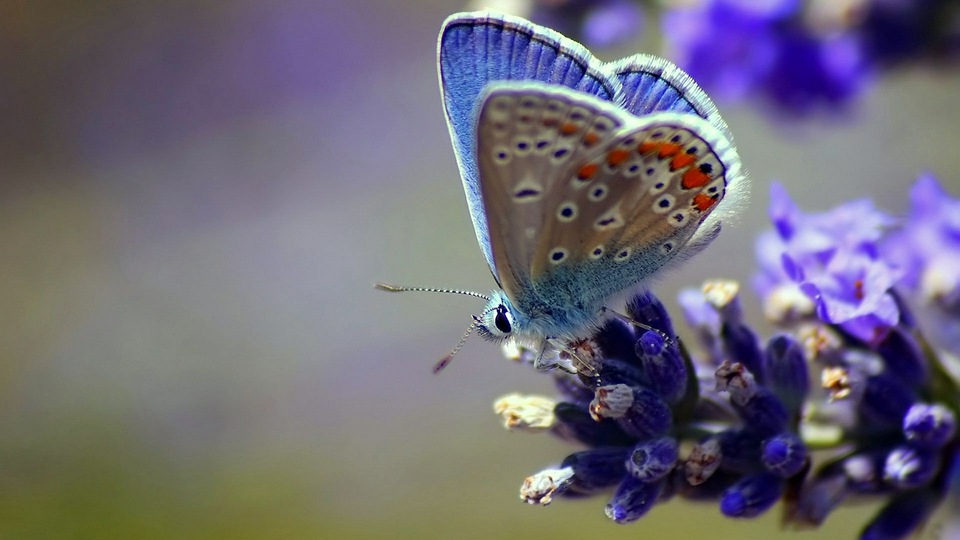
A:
550,115,738,303
608,54,747,258
478,83,740,307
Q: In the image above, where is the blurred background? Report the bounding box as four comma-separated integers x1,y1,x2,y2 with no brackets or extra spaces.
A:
1,0,958,537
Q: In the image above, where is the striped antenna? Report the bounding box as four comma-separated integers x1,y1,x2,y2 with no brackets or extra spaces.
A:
376,282,495,373
432,305,498,374
375,282,490,301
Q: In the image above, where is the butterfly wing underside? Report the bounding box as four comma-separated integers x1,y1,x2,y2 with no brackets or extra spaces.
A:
438,11,620,279
476,83,740,306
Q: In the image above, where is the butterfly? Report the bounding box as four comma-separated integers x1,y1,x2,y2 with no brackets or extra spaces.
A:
380,11,746,373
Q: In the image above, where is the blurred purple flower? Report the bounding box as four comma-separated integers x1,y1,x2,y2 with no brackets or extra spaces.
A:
582,0,645,48
662,0,784,102
763,28,870,115
881,174,960,352
770,181,892,258
661,0,871,114
524,0,645,49
882,174,960,306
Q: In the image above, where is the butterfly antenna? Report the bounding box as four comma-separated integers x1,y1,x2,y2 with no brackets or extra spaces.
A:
433,304,500,374
432,314,479,373
375,282,490,301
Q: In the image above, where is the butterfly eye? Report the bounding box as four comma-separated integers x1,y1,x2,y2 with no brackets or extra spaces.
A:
494,305,512,334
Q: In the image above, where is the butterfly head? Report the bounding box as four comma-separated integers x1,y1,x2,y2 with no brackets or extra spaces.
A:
476,290,526,342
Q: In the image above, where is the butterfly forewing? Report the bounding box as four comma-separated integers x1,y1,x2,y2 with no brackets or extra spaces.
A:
439,12,621,279
476,83,634,300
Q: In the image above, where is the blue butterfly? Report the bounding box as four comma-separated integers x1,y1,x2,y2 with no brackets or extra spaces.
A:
382,11,745,372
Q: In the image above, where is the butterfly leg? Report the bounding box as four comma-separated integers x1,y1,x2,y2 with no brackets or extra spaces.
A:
531,340,580,374
538,338,601,378
604,308,678,348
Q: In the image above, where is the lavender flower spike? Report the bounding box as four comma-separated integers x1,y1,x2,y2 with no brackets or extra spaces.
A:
491,176,960,536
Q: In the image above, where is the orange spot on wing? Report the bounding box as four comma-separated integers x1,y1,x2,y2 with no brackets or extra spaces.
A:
670,153,697,171
682,168,711,189
693,193,718,212
577,163,599,181
606,149,630,167
583,132,600,147
561,123,579,136
657,143,683,159
638,141,660,154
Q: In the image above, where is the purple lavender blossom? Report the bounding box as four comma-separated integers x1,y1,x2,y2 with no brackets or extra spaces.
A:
581,0,644,49
903,403,957,448
661,0,871,115
882,174,960,353
762,27,870,115
797,249,902,343
521,0,645,50
882,174,960,294
662,0,786,103
720,472,784,518
659,0,958,116
755,181,901,343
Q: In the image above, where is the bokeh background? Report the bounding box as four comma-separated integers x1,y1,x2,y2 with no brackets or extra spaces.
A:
2,0,958,538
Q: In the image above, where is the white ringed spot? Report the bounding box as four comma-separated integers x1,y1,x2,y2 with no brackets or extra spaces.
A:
588,184,608,202
514,137,533,156
653,194,676,214
549,247,569,265
493,146,512,165
557,202,578,223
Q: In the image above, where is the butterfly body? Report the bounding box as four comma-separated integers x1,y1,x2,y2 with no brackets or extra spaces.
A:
437,11,746,363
